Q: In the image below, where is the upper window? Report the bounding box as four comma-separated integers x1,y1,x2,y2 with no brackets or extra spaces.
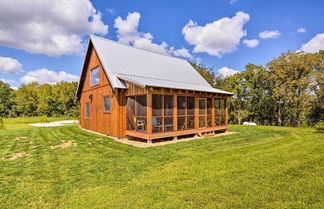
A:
91,66,100,86
103,96,110,113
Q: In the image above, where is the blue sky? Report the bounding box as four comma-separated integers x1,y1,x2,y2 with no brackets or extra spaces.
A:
0,0,323,88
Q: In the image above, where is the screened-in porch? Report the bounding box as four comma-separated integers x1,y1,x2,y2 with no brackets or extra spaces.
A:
126,92,228,142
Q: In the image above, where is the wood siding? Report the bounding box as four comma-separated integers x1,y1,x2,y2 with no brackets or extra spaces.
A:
79,47,125,138
79,47,231,140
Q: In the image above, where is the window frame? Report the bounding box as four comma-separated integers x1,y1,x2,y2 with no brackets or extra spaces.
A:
152,94,174,133
103,96,111,113
90,66,100,86
126,95,147,133
85,103,90,119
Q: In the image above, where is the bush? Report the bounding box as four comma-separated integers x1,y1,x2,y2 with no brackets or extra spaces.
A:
40,115,49,124
314,121,324,133
0,117,5,129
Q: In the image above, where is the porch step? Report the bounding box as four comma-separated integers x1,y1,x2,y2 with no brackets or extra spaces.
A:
202,133,215,138
198,131,215,138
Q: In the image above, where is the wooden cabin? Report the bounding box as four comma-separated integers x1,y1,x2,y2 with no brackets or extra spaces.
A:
76,35,233,143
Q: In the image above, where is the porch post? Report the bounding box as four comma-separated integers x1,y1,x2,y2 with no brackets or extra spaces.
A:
194,96,199,129
173,95,177,131
212,96,215,127
225,97,228,127
147,92,152,135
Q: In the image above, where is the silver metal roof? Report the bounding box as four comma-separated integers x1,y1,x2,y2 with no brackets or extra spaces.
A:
90,35,233,95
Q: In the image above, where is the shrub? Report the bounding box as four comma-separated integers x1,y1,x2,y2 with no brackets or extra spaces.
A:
314,121,324,133
0,117,4,129
40,115,49,124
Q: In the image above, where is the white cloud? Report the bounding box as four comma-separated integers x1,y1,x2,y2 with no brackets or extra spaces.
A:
0,0,108,57
0,57,22,74
106,8,115,15
297,27,306,33
133,38,170,55
114,12,192,59
259,30,281,39
301,33,324,53
21,68,79,84
182,11,250,57
0,78,16,84
243,39,259,48
217,67,240,78
195,57,202,65
170,47,193,59
230,0,239,4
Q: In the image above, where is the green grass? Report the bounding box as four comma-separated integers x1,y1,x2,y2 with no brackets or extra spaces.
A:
2,116,77,129
0,121,323,208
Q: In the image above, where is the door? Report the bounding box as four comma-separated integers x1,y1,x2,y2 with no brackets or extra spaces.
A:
198,98,207,128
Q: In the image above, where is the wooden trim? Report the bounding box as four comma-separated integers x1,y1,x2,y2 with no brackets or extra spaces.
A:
194,96,199,129
147,92,152,134
211,97,215,127
126,126,228,140
173,95,177,131
225,99,228,126
81,83,111,93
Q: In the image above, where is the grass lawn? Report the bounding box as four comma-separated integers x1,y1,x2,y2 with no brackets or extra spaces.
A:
0,119,323,208
2,116,77,129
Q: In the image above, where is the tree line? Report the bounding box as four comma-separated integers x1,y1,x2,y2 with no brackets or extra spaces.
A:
191,50,323,127
0,81,79,118
0,50,323,127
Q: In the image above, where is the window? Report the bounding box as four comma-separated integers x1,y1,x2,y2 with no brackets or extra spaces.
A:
214,99,226,126
199,98,206,127
177,96,195,131
152,94,174,133
177,96,186,115
103,96,110,113
91,66,100,86
85,103,90,119
126,95,147,132
207,98,212,127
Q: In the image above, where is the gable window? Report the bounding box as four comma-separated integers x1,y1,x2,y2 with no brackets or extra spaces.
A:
103,96,110,113
85,103,90,119
91,66,100,86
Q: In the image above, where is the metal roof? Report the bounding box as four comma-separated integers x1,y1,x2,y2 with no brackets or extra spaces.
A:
89,35,233,95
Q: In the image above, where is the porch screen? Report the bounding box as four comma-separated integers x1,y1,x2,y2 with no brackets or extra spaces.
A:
126,95,147,132
152,94,173,133
214,99,226,126
177,96,195,130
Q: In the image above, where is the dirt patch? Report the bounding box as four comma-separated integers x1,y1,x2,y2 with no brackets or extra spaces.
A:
3,152,31,161
116,131,240,148
94,138,104,141
16,136,28,141
50,140,76,149
31,145,40,149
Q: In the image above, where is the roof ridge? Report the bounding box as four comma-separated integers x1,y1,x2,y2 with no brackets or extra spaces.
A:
90,35,190,63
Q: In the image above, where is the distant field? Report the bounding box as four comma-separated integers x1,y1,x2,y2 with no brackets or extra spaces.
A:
2,117,77,129
0,119,323,208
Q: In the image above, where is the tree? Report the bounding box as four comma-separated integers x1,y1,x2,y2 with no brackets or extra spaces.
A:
243,64,275,125
189,62,216,87
0,81,15,117
14,82,40,116
52,81,79,118
225,72,250,124
267,51,319,127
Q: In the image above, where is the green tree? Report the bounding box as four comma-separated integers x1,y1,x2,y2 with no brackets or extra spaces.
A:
267,51,319,127
190,62,216,87
225,73,250,124
14,82,39,116
52,81,79,118
0,81,15,117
